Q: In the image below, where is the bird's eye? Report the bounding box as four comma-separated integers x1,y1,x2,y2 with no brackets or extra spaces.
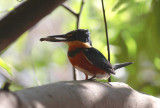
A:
67,34,72,37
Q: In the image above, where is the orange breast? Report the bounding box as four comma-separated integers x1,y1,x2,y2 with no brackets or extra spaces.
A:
68,51,106,76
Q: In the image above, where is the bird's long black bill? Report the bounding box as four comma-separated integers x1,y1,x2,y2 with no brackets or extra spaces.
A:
113,62,134,70
40,34,68,42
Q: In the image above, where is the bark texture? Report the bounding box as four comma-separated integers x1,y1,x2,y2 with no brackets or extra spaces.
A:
0,81,160,108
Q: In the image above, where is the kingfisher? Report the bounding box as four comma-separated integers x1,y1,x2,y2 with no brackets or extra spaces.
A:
40,29,133,80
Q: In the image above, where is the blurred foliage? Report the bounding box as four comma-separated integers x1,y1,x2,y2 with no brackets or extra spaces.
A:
0,58,12,76
0,0,160,96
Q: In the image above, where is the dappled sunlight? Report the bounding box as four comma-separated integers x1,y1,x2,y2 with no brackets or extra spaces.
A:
0,0,160,97
59,81,134,107
77,81,133,107
122,31,137,58
32,100,45,108
154,57,160,70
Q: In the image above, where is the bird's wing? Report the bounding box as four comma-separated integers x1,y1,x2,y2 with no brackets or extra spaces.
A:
83,48,115,74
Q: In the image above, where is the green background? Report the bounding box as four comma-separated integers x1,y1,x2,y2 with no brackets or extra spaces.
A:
0,0,160,97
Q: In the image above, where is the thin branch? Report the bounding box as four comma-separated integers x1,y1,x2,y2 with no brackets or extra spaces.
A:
62,0,84,29
72,65,76,80
61,4,77,80
76,0,84,29
61,4,77,16
62,0,84,80
101,0,111,82
101,0,110,61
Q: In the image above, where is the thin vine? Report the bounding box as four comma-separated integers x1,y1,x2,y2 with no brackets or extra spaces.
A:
101,0,111,82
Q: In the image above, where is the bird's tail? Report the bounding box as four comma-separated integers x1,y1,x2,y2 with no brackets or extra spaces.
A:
113,62,133,70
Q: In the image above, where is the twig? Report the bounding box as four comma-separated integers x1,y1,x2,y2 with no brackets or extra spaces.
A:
61,4,77,16
101,0,111,82
76,0,84,29
62,0,84,80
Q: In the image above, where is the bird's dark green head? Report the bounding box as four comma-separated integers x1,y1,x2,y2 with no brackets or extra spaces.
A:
40,29,92,46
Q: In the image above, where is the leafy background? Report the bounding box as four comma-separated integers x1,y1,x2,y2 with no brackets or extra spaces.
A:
0,0,160,97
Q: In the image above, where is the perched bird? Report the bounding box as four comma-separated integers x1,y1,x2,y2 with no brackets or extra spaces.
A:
40,29,133,80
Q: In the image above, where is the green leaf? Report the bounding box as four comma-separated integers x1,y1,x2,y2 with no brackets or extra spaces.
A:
0,58,12,76
96,79,108,83
112,0,128,11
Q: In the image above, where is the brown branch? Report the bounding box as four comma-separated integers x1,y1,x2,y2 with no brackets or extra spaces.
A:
101,0,111,82
62,0,85,80
76,0,84,29
0,0,66,53
61,4,77,16
72,63,77,80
